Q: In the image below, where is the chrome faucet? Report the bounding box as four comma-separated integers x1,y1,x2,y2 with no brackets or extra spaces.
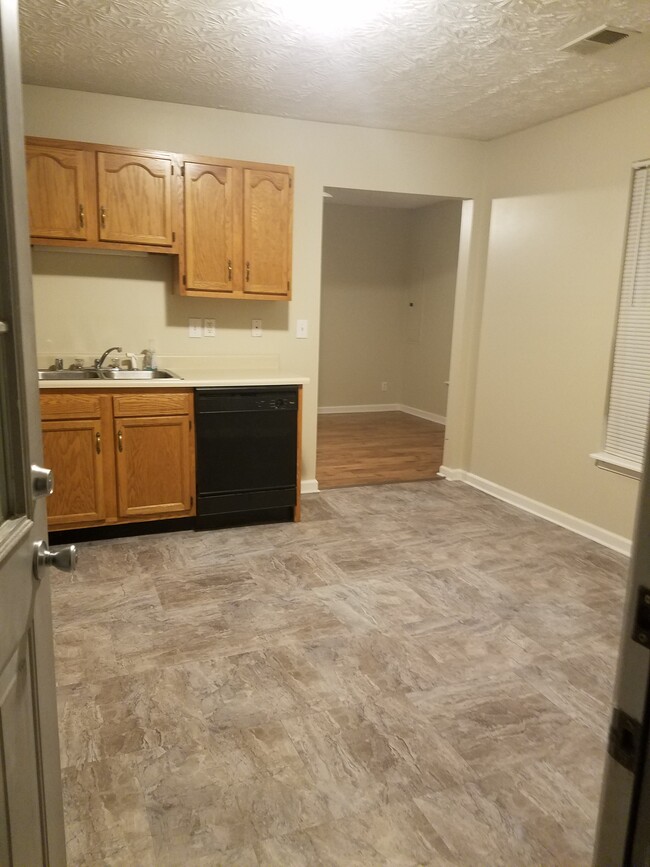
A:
95,345,123,369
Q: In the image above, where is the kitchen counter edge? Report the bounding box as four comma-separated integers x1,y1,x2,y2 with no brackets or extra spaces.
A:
38,372,310,389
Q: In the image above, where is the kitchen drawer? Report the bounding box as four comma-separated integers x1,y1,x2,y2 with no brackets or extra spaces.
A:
112,391,192,418
40,392,102,420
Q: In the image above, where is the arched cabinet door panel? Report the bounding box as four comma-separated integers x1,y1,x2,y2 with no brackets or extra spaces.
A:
97,151,174,246
26,144,90,240
243,168,292,297
185,162,241,293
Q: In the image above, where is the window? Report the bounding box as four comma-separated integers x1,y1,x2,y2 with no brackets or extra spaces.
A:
594,161,650,479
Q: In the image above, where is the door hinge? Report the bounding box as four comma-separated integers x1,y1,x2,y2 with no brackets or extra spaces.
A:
181,165,186,177
172,231,176,243
183,274,187,286
633,586,650,647
287,280,290,291
608,707,642,772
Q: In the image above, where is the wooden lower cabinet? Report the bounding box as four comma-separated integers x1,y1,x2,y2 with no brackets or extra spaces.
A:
115,415,193,518
40,389,195,531
42,419,106,525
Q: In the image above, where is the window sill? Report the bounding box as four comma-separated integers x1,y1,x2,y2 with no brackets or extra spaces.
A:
591,452,642,480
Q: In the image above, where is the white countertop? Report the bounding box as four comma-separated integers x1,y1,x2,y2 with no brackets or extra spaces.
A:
39,368,309,389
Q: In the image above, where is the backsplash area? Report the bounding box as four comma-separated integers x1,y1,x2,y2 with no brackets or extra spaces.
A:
32,249,294,362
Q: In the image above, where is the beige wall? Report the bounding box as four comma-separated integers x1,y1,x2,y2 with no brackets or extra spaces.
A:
319,200,461,415
23,84,485,485
319,204,409,407
470,87,650,539
402,201,463,417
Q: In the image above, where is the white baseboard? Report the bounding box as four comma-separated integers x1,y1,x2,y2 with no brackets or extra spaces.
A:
300,479,319,494
318,404,446,425
400,405,446,425
438,467,631,556
318,404,400,414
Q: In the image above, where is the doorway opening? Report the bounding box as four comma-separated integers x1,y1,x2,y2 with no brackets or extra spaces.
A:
317,187,464,489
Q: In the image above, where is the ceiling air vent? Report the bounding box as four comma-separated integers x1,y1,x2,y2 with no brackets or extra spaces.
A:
560,25,633,56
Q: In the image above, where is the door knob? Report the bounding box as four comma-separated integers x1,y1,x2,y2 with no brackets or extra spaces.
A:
33,541,77,580
31,465,54,499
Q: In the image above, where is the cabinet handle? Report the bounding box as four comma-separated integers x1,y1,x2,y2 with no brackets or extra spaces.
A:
79,204,85,228
117,430,123,452
96,432,101,454
100,206,106,228
227,259,232,281
246,261,250,282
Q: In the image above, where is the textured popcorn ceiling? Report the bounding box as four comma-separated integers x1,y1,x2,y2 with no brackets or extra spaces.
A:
18,0,650,140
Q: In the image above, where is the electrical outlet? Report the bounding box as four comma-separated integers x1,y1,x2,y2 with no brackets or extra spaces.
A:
381,381,388,392
203,318,216,337
251,319,262,337
189,318,203,338
296,319,308,339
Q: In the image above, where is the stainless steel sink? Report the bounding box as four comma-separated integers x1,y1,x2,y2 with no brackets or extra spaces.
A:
98,369,182,380
38,369,101,380
38,368,182,381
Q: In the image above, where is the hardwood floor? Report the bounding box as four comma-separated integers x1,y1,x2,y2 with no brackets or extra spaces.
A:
317,411,445,489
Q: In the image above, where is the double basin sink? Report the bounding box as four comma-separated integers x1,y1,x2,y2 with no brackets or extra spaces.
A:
38,368,182,381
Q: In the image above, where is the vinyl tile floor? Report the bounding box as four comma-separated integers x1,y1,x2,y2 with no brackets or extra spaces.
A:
52,480,628,866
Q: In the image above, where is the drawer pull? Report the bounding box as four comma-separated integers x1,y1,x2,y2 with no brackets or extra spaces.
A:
96,432,101,454
228,258,232,281
79,203,85,228
246,261,250,282
100,206,106,228
117,429,123,452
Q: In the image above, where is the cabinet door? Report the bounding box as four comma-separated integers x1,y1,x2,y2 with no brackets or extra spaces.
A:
185,161,241,293
97,151,174,246
42,420,106,526
242,168,292,297
115,415,193,518
25,144,90,240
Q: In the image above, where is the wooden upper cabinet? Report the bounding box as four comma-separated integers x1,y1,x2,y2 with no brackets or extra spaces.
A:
184,161,241,293
96,151,174,246
243,168,292,296
25,144,90,240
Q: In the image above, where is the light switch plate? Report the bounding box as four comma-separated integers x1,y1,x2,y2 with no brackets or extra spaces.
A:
203,318,216,337
251,319,262,337
189,318,203,338
296,319,308,339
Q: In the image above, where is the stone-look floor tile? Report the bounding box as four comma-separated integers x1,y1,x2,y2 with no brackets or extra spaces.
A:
235,765,333,838
407,614,546,682
62,764,155,866
244,548,345,590
53,622,121,687
414,781,557,866
57,684,103,769
53,479,626,864
475,759,597,862
282,711,387,819
408,673,573,777
306,798,454,866
240,721,306,775
145,784,257,861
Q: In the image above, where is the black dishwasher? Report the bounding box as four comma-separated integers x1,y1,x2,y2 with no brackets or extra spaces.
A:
195,386,298,524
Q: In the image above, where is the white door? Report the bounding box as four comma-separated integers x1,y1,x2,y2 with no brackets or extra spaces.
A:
595,452,650,863
0,0,68,862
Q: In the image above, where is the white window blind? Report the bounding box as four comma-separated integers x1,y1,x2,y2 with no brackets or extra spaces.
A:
603,162,650,473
